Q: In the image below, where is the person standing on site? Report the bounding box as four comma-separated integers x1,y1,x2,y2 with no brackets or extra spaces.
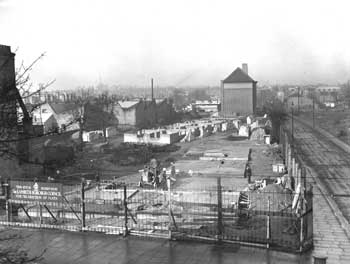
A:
244,164,252,183
159,168,167,190
149,158,158,183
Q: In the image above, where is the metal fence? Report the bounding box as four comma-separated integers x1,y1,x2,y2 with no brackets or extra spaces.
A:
0,177,312,253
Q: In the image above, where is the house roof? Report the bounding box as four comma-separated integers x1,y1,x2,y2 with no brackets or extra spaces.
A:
118,100,140,109
223,67,256,83
30,105,54,124
316,86,341,91
24,103,38,113
155,99,166,105
49,103,78,114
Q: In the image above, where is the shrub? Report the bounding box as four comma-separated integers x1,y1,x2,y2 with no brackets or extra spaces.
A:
338,129,347,137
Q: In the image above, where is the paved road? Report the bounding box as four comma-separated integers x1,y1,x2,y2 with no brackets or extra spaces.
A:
17,228,311,264
290,118,350,263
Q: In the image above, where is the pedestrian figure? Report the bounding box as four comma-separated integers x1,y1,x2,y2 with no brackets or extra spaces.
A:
244,164,252,183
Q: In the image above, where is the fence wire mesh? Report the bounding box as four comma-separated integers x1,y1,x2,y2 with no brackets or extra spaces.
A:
0,177,312,252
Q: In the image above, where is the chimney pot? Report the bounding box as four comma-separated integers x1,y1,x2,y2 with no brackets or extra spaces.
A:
242,63,248,74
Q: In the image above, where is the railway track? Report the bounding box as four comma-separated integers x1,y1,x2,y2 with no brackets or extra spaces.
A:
291,118,350,224
286,117,350,262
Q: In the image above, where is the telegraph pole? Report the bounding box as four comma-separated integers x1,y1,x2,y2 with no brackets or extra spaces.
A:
312,96,315,128
297,86,300,114
291,102,294,148
151,78,154,101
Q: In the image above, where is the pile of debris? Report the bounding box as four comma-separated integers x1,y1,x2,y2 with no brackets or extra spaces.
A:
109,143,180,166
249,184,293,212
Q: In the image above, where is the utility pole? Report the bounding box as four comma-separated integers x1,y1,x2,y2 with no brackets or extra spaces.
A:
78,100,85,151
151,78,154,101
79,115,83,151
312,95,315,128
291,102,294,148
151,78,157,125
100,93,108,142
297,86,300,114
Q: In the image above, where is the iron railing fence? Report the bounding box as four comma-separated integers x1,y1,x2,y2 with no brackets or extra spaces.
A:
0,177,312,252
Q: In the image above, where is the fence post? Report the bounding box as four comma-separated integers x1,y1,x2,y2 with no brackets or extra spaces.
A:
284,131,288,161
299,194,304,252
288,158,292,180
302,167,307,192
167,177,172,239
81,179,86,230
299,167,307,252
267,196,270,248
217,177,223,241
5,179,11,223
284,132,288,163
123,185,128,236
39,204,43,225
287,146,292,170
294,162,299,189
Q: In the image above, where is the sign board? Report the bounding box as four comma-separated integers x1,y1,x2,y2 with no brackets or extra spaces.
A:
10,180,63,205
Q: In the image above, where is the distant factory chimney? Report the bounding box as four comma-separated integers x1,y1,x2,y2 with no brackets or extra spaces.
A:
151,78,154,101
242,63,248,74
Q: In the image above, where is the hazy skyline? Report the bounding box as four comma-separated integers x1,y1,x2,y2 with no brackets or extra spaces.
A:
1,0,350,89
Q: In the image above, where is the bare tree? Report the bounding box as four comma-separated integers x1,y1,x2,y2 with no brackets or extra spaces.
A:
261,97,287,143
341,80,350,108
0,47,52,263
0,49,55,162
93,91,118,141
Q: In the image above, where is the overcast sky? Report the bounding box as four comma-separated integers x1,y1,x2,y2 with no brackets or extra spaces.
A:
1,0,350,89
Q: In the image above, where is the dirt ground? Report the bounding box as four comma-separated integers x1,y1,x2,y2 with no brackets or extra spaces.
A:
21,127,283,193
55,133,217,185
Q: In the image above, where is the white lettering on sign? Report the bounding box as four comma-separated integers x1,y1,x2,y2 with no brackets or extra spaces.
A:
10,181,63,203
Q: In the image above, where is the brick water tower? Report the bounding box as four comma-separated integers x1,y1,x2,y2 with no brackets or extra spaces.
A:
220,63,257,117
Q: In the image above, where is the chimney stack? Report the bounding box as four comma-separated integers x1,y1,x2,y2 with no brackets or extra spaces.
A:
151,78,154,101
242,63,248,74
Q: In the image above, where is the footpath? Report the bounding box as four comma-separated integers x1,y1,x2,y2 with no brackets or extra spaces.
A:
292,116,350,263
15,228,311,264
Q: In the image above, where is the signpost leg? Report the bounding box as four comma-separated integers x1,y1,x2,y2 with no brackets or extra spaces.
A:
20,204,32,222
44,205,57,222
